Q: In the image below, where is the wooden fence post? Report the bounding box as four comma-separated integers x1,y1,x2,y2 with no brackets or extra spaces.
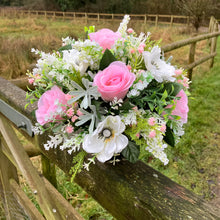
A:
144,14,147,25
209,21,219,68
155,15,158,27
187,16,190,28
85,12,88,24
188,42,196,80
170,15,174,27
41,154,57,187
208,16,215,46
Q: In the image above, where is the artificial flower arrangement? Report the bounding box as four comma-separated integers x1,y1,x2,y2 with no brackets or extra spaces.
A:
26,15,189,178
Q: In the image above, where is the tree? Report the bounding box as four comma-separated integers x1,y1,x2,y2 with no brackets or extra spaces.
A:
177,0,217,31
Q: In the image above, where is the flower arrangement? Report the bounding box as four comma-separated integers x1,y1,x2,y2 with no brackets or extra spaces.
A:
27,15,189,177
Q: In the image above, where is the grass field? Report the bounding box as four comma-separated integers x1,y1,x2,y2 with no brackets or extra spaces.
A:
0,15,219,219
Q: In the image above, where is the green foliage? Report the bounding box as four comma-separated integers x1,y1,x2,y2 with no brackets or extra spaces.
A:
99,49,117,70
163,126,175,147
70,151,87,181
122,141,140,163
130,80,180,115
58,44,72,53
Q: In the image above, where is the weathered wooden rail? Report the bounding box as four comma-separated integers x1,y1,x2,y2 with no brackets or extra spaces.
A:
162,16,220,80
1,76,220,219
0,8,190,27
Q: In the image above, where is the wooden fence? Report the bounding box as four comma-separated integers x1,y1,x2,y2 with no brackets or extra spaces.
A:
0,8,190,27
0,16,220,220
162,16,220,80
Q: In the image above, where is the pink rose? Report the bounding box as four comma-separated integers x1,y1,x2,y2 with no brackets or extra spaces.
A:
36,86,68,125
89,28,121,50
166,89,189,124
93,61,136,101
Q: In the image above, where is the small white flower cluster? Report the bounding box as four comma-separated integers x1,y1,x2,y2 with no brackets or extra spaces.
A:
72,39,103,71
32,123,44,135
121,110,137,126
127,71,153,97
62,36,75,46
60,133,84,154
117,14,130,37
145,138,169,165
110,97,123,110
44,134,63,151
83,157,96,171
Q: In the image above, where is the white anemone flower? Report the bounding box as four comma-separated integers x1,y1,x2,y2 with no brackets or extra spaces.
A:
82,116,128,163
143,46,176,83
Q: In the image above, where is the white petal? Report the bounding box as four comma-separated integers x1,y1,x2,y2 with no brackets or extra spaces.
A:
82,134,104,153
115,134,128,153
104,140,116,156
96,150,114,163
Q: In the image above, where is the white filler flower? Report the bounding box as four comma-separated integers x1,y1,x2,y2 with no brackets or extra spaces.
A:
143,46,176,83
82,115,128,163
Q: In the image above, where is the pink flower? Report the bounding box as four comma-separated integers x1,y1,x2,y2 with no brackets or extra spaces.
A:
149,130,156,138
77,110,84,116
148,117,156,126
36,86,67,125
28,78,35,84
160,124,166,133
138,43,146,54
130,48,135,54
65,94,72,101
136,133,140,139
127,65,132,70
71,115,78,123
166,89,189,124
127,28,134,34
89,28,121,50
93,61,136,101
175,69,183,76
66,108,74,117
66,125,74,134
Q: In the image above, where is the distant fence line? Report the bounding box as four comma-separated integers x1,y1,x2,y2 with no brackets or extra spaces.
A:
0,8,190,27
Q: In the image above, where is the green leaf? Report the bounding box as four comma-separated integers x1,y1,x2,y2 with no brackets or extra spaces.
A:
52,124,63,133
121,141,140,163
99,49,117,70
118,99,134,112
58,44,72,53
163,126,175,147
163,82,183,97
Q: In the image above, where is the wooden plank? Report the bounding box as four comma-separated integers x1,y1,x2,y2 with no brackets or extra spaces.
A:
1,128,82,220
43,176,84,220
185,52,217,71
0,115,64,220
9,179,45,220
162,31,220,52
0,138,20,220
